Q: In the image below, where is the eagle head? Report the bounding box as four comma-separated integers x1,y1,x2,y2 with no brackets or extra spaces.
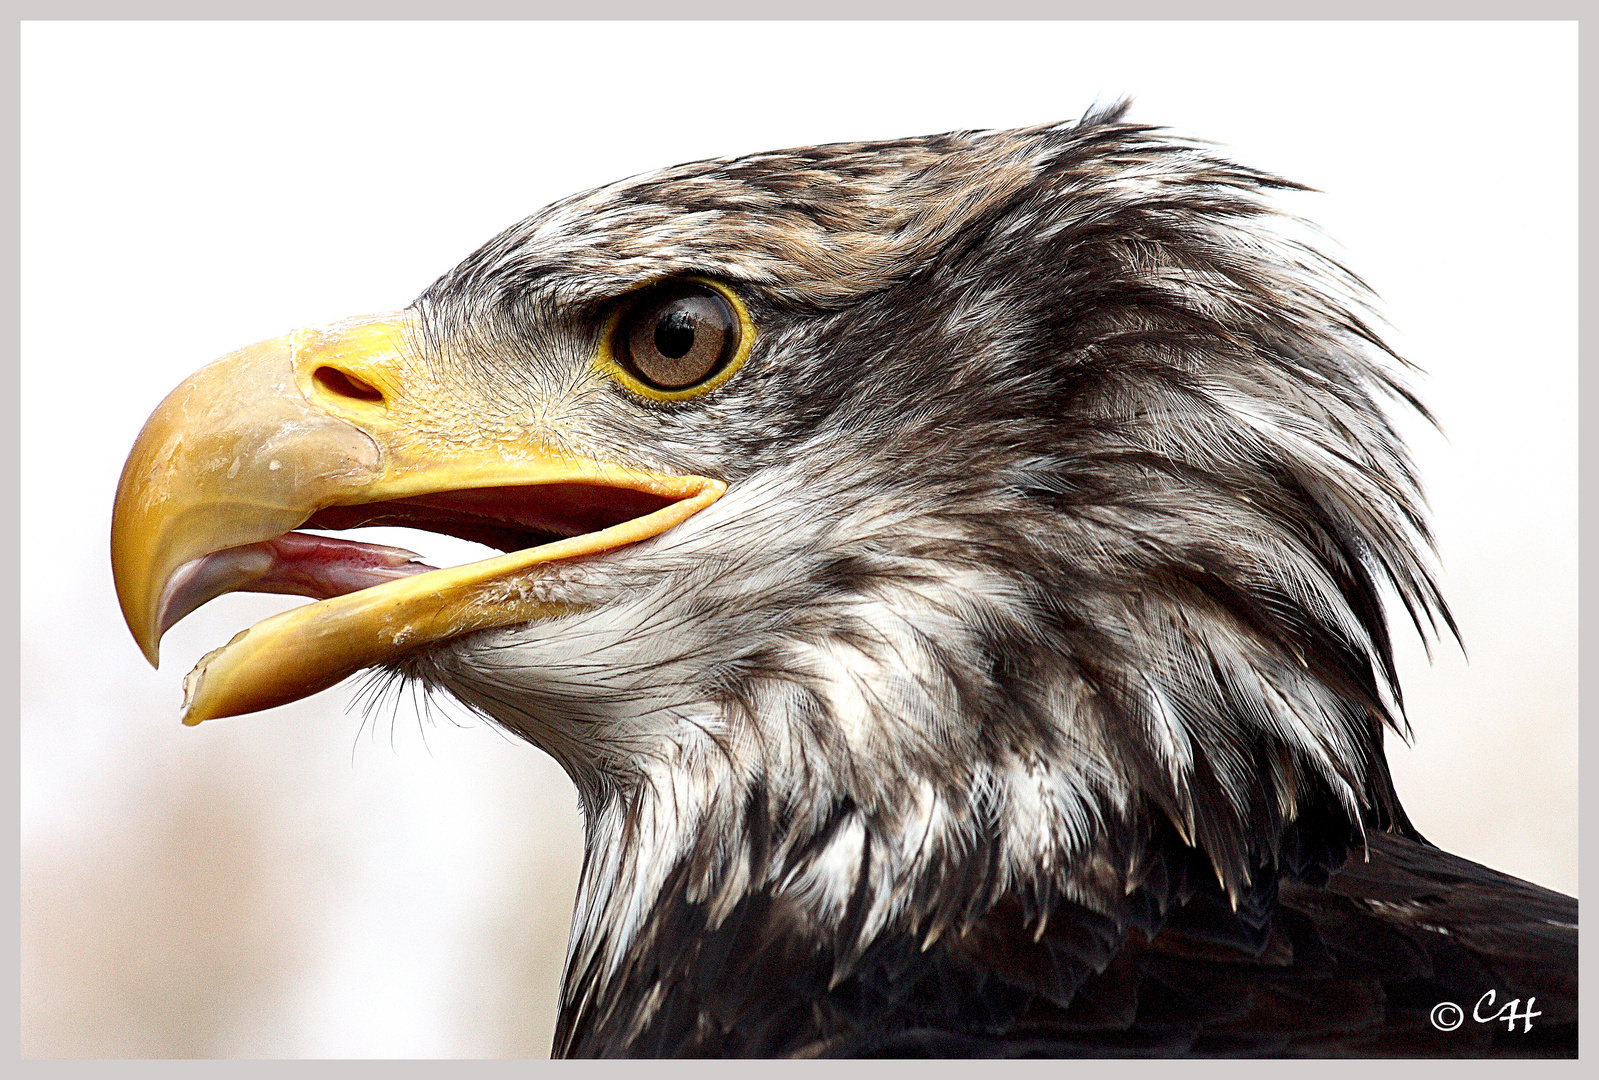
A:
111,107,1455,1055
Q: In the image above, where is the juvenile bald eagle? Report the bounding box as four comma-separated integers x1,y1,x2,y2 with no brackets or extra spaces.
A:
112,106,1577,1057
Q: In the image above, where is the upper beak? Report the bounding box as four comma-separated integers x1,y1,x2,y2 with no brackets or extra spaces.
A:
110,312,723,724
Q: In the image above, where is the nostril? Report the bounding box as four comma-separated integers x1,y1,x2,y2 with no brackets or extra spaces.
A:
313,366,385,404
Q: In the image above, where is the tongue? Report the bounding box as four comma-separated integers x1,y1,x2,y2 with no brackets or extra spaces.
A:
156,532,435,640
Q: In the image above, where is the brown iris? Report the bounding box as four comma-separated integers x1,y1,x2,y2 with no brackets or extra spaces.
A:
617,282,741,391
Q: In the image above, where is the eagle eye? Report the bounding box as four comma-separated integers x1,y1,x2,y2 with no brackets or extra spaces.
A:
599,278,753,400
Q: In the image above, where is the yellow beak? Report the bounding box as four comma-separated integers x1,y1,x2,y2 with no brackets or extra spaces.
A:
110,312,724,725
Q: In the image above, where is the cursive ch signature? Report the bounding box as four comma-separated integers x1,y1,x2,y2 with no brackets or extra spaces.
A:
1429,991,1541,1033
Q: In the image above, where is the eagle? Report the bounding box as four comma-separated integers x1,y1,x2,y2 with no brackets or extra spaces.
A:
110,106,1577,1057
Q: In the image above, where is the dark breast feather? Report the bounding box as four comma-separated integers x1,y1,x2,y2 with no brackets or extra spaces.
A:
559,831,1576,1058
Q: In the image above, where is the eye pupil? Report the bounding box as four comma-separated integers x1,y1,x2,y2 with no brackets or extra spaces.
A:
618,283,741,392
654,310,697,360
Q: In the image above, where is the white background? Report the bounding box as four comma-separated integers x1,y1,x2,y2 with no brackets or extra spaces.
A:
21,21,1577,1058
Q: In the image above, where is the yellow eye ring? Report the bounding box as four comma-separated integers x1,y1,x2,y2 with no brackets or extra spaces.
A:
594,276,755,402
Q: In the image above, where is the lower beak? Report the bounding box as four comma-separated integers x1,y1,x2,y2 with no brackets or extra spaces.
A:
110,312,723,724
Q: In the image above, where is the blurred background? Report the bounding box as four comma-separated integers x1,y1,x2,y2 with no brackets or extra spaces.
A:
20,21,1576,1058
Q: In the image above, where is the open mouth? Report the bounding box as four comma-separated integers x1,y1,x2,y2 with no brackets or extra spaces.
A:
134,475,724,727
156,483,684,642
